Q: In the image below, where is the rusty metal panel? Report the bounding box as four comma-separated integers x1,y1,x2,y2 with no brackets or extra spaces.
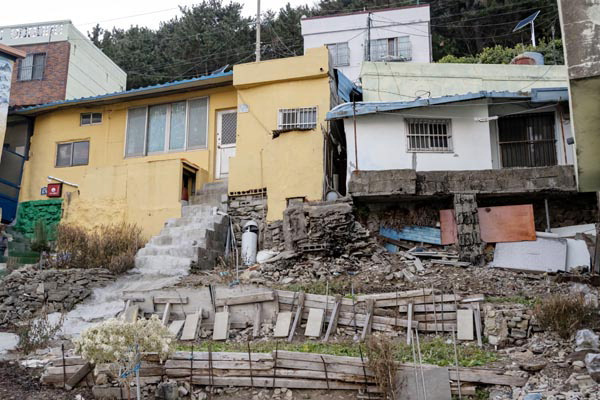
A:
440,205,536,244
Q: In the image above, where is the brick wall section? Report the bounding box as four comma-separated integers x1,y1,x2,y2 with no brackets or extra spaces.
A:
9,41,70,107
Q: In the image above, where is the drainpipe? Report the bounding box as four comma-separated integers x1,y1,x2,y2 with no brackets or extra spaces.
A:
352,101,359,172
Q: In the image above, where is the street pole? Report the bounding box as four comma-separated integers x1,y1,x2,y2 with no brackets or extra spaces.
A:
256,0,261,61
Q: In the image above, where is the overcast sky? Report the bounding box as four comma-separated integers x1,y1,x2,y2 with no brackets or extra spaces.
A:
0,0,315,35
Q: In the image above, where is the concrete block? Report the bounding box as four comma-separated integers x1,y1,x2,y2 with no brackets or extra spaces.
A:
395,367,451,400
168,320,185,338
212,311,230,341
180,310,202,341
457,309,474,341
274,312,293,338
304,308,324,337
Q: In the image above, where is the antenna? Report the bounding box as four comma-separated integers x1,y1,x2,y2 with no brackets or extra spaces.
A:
513,10,540,47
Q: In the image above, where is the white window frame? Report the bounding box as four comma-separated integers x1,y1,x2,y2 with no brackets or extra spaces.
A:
327,42,350,67
124,96,209,158
405,118,453,153
55,140,90,167
80,112,103,126
369,36,412,62
277,107,318,131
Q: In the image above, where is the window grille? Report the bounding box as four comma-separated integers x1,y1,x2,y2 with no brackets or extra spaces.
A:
327,42,350,67
220,113,237,145
369,37,412,62
498,113,557,168
406,118,452,152
18,53,46,81
277,107,317,131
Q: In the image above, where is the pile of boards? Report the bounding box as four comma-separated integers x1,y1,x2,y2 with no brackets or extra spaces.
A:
41,350,527,395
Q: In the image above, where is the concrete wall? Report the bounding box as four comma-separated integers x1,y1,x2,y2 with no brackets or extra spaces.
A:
361,62,569,101
65,25,126,98
230,47,331,222
558,0,600,191
19,86,237,238
342,100,494,184
301,5,431,82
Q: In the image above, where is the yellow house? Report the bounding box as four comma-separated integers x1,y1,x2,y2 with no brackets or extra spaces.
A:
10,47,345,239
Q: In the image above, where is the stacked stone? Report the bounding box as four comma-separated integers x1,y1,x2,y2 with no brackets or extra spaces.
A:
227,192,268,248
483,303,535,347
453,193,485,265
0,266,114,327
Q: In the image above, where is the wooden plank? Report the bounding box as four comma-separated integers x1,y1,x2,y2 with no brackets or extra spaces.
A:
252,303,262,338
413,257,424,272
406,302,413,345
324,296,341,342
375,294,462,308
166,367,372,383
449,369,527,386
440,209,458,245
305,308,324,338
288,292,305,342
189,376,375,390
168,320,185,338
50,357,87,367
153,296,188,304
473,303,483,347
172,352,272,362
165,359,274,370
180,309,202,341
356,288,432,302
215,291,275,307
273,351,369,366
360,299,374,341
63,362,92,390
274,311,293,338
161,302,171,326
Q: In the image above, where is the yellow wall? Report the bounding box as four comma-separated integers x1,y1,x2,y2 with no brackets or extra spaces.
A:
230,47,331,221
19,86,237,238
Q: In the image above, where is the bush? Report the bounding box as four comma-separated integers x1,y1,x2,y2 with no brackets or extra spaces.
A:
16,310,64,354
51,223,143,274
438,39,564,65
366,335,399,399
534,294,597,339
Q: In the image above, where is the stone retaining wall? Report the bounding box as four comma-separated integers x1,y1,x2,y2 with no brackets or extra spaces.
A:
0,266,114,327
227,191,268,249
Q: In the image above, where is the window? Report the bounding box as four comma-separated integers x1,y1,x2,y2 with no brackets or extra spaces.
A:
18,53,46,81
80,113,103,125
369,37,411,62
277,107,317,131
406,118,452,152
56,141,89,167
125,98,208,157
327,42,350,67
498,113,557,168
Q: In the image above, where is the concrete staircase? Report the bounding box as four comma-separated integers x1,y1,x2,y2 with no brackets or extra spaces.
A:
134,181,229,273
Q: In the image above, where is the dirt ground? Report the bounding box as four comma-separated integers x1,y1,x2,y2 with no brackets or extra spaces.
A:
0,360,93,400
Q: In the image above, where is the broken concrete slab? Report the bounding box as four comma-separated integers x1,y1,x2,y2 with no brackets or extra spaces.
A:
213,311,230,341
395,366,451,400
491,235,567,273
168,320,185,338
274,312,293,338
180,310,202,341
457,309,474,341
566,239,591,271
121,305,139,323
305,308,325,337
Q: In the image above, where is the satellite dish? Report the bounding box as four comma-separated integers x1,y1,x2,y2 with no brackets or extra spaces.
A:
513,10,541,47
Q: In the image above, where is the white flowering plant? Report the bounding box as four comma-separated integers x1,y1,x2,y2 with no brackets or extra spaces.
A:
75,315,174,399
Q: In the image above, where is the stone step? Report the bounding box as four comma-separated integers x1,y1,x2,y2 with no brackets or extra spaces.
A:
198,180,228,194
149,234,207,247
137,245,198,258
181,204,217,218
134,255,193,275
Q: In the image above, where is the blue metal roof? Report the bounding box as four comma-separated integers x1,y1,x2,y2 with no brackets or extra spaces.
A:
335,69,362,103
15,70,234,114
530,87,569,103
326,90,541,120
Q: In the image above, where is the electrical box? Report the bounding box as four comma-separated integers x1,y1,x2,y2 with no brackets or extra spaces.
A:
47,183,62,198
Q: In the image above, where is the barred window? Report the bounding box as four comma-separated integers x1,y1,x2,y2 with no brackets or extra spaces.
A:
369,37,412,62
277,107,317,131
18,53,46,81
406,118,452,152
327,42,350,67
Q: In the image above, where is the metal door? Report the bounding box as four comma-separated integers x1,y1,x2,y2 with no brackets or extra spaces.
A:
0,148,26,223
216,110,237,179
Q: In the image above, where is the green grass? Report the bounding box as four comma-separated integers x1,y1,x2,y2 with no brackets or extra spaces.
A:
177,337,498,368
275,279,352,296
486,296,536,307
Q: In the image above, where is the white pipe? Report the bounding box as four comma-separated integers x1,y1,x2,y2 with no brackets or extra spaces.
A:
47,175,79,188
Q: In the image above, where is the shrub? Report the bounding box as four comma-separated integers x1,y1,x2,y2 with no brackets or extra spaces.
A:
51,222,143,274
534,294,597,339
75,316,174,399
366,335,399,398
16,310,64,354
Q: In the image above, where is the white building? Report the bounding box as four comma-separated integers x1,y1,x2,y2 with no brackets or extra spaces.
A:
301,5,431,83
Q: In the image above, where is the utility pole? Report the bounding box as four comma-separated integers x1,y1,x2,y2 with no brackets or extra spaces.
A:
255,0,261,62
531,18,536,47
366,12,371,61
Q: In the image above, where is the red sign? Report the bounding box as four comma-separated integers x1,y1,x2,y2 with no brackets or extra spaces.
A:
47,183,62,197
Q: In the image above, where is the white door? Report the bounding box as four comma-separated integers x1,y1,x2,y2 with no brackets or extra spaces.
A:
216,110,237,179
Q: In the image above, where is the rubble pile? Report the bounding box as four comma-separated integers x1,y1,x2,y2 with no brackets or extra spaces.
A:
484,303,537,347
0,266,114,326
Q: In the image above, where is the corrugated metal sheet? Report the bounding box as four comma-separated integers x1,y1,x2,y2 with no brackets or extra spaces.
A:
326,90,536,120
13,70,234,115
335,69,362,103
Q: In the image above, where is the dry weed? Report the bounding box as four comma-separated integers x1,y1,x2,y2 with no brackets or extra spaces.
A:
534,293,597,339
366,335,399,399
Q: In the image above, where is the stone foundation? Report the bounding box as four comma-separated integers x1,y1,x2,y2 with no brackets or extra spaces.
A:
227,190,268,249
483,303,536,347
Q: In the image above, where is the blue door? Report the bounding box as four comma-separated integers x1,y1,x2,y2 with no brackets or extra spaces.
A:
0,148,25,223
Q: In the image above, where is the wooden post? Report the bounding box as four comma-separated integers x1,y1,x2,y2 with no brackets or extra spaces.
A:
360,299,374,342
288,292,305,342
324,295,342,342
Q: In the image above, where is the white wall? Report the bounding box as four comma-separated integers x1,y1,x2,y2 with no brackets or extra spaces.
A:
65,25,127,99
301,5,431,82
343,100,493,184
